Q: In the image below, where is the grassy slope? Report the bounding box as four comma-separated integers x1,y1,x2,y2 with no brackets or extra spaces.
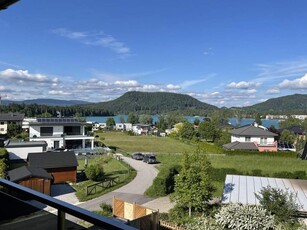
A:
98,131,307,197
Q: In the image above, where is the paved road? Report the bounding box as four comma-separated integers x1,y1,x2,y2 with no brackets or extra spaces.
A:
77,156,159,211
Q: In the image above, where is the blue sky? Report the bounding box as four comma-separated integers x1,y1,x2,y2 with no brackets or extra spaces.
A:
1,0,307,107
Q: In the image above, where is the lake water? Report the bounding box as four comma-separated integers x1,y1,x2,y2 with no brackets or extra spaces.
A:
86,115,280,128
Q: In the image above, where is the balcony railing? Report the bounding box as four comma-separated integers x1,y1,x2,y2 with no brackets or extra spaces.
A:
0,178,136,230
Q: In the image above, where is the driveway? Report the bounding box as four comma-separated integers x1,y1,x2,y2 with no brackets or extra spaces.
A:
77,156,159,211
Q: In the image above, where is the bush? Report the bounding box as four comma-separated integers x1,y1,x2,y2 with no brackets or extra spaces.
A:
0,148,9,178
215,203,275,230
145,164,181,197
255,186,301,224
225,150,297,158
183,216,222,230
96,202,113,217
85,164,105,181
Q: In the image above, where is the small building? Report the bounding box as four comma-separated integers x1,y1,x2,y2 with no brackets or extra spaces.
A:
5,140,47,160
116,123,132,131
0,113,24,135
132,124,152,135
27,151,78,184
6,166,52,195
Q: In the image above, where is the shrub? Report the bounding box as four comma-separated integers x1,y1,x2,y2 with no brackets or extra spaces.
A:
183,216,222,230
0,148,9,178
96,202,113,217
85,164,105,181
215,203,275,230
255,186,301,223
145,164,181,197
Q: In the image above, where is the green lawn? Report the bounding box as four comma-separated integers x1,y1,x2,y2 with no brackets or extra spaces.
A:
94,131,307,199
96,131,196,155
74,157,136,201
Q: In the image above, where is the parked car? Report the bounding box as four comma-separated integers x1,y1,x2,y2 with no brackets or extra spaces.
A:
131,152,144,160
143,153,157,164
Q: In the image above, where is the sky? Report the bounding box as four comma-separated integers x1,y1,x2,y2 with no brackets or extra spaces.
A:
1,0,307,108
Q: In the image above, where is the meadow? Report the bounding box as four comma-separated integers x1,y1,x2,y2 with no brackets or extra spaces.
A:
98,131,307,197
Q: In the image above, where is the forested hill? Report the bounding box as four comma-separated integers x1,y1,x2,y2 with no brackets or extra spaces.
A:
87,91,219,115
241,94,307,114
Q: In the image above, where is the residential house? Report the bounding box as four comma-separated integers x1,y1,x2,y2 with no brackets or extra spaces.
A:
28,117,94,150
6,166,52,195
116,123,132,131
27,151,78,184
223,123,278,152
132,124,152,135
0,113,24,135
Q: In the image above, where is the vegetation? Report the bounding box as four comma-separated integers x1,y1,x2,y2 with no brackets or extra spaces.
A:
0,148,9,178
255,186,301,224
84,164,105,181
174,149,215,217
215,203,275,230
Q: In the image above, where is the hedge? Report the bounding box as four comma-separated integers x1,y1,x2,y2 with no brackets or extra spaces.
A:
0,148,9,178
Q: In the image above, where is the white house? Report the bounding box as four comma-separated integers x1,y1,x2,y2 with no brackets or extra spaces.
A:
132,124,152,135
28,117,94,150
223,123,278,152
116,123,132,131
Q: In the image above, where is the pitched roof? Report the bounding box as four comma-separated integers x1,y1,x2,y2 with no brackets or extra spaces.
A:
230,125,278,137
0,113,24,121
27,151,78,169
223,141,258,151
6,166,52,182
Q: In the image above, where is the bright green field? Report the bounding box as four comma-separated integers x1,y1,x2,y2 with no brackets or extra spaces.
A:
97,131,196,154
96,131,307,197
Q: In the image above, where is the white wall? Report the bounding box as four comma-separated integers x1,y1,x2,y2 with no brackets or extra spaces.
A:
7,146,45,160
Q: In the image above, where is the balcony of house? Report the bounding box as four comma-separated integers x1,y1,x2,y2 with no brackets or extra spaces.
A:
0,178,136,230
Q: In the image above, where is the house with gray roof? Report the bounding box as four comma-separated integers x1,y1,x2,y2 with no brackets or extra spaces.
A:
0,113,24,135
223,123,278,152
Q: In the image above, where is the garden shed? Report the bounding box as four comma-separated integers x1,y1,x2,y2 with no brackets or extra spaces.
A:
6,166,52,195
27,151,78,184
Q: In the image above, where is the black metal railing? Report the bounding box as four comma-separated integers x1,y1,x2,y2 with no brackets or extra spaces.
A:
0,178,136,230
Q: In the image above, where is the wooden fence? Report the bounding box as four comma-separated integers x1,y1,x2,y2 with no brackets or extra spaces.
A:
113,197,159,230
86,176,118,195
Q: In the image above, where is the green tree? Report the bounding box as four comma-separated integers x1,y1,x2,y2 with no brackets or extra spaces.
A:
166,112,185,129
118,115,126,123
85,164,105,181
198,121,219,142
127,112,139,124
106,117,116,129
280,129,296,144
39,112,53,117
178,121,195,140
139,114,153,124
7,122,22,138
214,129,231,146
279,117,302,129
255,113,262,125
174,148,215,217
255,186,301,224
156,115,168,131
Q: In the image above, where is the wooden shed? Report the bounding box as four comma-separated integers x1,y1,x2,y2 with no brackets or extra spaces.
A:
27,151,78,184
6,166,52,195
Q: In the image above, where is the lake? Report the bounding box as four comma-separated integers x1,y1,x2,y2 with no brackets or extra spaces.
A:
86,115,280,129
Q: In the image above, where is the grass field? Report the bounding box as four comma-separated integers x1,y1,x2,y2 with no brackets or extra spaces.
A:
96,131,307,197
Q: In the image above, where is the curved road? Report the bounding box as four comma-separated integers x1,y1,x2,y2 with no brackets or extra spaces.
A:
77,156,159,211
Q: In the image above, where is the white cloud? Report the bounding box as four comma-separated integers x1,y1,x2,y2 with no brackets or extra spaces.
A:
267,88,280,94
278,73,307,90
52,28,131,55
166,84,181,90
114,80,139,87
48,90,71,95
227,81,260,89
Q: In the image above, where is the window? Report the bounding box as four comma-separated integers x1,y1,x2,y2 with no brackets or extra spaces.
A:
0,122,4,125
40,127,53,136
0,128,4,131
245,136,251,142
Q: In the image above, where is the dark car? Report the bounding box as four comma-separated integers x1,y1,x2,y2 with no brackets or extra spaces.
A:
143,153,157,164
131,152,144,160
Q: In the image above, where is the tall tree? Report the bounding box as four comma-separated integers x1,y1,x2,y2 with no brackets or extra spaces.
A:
106,117,116,129
156,115,168,131
139,114,153,124
254,113,262,125
178,121,195,140
174,148,215,217
127,112,139,124
198,121,219,142
280,130,296,144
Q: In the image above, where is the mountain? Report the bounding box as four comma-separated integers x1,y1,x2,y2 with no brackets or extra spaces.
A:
241,94,307,114
1,99,89,106
86,91,219,115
